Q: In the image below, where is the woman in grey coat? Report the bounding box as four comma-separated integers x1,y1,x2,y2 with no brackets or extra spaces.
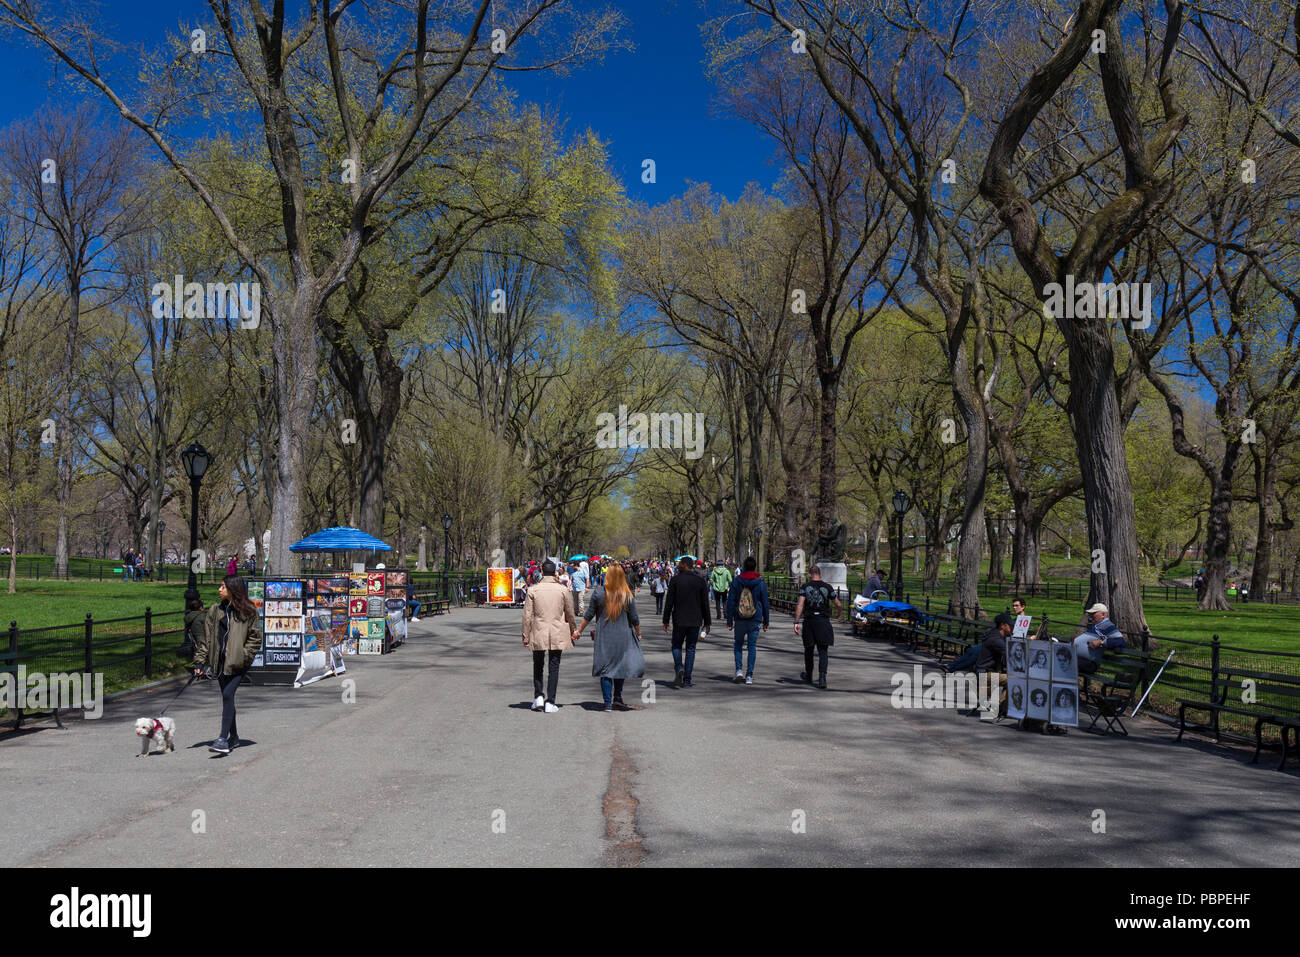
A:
573,564,644,712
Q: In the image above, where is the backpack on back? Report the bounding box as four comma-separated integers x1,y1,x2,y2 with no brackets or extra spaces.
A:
736,582,757,620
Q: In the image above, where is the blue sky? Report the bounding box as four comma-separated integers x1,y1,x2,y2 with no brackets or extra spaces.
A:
0,0,779,205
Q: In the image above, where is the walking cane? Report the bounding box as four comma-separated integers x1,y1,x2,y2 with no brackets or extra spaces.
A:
1129,650,1176,719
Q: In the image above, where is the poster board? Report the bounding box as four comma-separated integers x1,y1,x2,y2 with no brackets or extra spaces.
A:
244,570,408,682
246,579,302,686
487,567,516,604
1012,614,1032,638
1004,636,1079,727
1048,639,1079,727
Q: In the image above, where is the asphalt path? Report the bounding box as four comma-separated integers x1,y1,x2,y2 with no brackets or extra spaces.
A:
3,596,1299,866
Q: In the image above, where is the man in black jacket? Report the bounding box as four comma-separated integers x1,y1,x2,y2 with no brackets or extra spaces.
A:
974,613,1014,673
663,556,711,687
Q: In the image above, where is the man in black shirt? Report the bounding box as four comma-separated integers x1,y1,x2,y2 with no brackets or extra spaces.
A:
663,556,711,687
974,613,1014,673
794,565,841,688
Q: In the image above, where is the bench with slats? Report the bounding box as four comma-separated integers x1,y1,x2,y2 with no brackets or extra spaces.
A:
1176,667,1300,769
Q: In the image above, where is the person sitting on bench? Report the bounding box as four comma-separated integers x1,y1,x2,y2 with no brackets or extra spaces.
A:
406,577,421,622
944,613,1013,673
943,613,1013,673
1072,603,1125,674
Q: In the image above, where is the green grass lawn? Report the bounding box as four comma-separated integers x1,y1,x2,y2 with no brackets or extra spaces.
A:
0,580,203,706
0,579,201,629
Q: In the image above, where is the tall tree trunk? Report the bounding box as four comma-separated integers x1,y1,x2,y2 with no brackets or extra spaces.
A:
1200,471,1237,611
53,273,83,579
1251,452,1280,597
1067,326,1147,634
864,509,882,572
949,344,987,617
923,511,942,588
714,501,725,563
1017,512,1045,594
816,375,838,530
986,511,1005,584
8,511,17,594
327,318,404,538
266,292,323,575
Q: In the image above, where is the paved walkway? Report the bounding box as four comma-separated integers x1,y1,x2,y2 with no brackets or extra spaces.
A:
3,602,1298,866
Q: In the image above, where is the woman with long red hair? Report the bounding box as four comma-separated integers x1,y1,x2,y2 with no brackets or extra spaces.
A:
573,564,644,712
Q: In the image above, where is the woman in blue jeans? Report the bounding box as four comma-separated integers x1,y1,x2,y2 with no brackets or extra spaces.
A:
725,557,770,684
573,565,644,712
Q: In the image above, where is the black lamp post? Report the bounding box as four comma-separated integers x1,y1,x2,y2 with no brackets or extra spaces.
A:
441,513,452,600
754,526,763,569
181,443,211,606
101,530,110,561
157,520,165,580
891,490,910,600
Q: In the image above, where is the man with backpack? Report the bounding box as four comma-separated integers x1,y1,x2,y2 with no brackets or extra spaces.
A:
725,556,770,684
663,556,711,688
708,562,733,619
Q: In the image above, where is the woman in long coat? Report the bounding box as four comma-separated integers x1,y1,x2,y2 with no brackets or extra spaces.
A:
573,564,644,712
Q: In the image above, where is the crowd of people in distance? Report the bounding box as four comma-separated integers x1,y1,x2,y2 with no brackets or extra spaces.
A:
521,554,808,712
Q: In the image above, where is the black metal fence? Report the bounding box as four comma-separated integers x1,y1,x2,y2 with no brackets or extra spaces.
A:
2,607,190,698
764,572,1297,606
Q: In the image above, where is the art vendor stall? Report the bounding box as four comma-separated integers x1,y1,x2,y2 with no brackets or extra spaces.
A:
243,527,410,687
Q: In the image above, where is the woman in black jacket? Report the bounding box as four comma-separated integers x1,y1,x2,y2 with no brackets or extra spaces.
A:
193,575,263,754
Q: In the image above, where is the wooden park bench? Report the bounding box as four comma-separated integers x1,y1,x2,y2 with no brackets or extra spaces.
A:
916,613,985,660
1176,666,1300,770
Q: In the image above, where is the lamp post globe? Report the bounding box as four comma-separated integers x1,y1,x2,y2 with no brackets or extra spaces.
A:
181,443,211,607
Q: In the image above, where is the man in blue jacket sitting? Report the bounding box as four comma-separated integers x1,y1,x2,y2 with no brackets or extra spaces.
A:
1073,603,1126,674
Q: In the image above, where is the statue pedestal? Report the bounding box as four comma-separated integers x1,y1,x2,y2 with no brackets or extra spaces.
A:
818,562,849,601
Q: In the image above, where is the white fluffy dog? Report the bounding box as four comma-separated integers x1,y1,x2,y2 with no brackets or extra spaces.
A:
134,717,176,756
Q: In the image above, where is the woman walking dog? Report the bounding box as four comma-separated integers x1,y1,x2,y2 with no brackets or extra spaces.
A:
193,575,263,754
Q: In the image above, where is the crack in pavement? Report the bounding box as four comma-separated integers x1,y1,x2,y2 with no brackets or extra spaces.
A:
601,728,645,867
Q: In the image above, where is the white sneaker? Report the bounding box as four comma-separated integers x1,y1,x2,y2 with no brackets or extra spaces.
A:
410,616,420,622
531,695,545,711
544,702,558,713
745,675,754,685
733,670,745,684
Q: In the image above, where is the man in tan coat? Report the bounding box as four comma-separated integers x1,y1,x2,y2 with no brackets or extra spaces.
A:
523,559,578,713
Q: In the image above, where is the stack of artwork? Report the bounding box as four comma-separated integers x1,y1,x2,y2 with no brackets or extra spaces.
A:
1006,637,1078,727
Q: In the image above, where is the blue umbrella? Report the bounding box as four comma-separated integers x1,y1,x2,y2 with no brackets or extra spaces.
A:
570,553,590,561
674,554,697,561
290,526,392,552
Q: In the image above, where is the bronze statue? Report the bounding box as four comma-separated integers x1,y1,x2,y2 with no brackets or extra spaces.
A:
813,520,847,563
